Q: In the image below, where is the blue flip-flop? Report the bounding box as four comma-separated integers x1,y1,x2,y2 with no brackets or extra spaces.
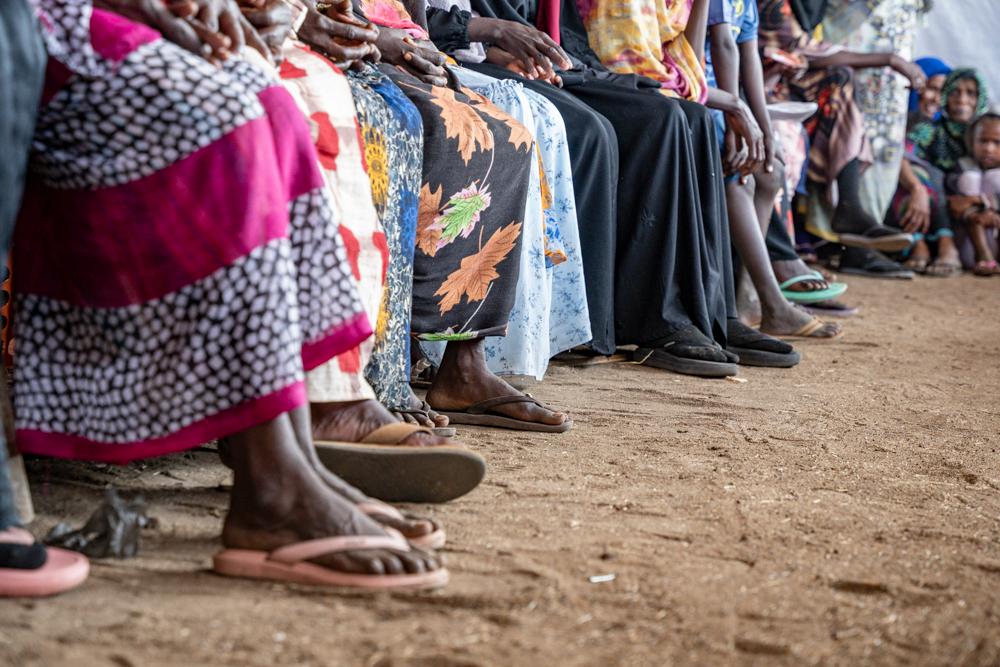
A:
780,271,848,304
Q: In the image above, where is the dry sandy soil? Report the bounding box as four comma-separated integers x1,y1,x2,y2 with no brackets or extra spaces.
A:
2,273,999,666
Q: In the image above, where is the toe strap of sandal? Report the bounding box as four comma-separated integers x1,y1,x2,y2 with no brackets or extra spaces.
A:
464,394,544,415
361,422,433,445
357,501,405,522
268,530,410,564
779,274,823,291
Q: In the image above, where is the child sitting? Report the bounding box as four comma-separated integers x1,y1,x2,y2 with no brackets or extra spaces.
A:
948,111,1000,276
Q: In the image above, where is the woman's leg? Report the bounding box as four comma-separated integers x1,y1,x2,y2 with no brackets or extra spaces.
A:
275,46,447,448
380,67,566,424
222,407,440,575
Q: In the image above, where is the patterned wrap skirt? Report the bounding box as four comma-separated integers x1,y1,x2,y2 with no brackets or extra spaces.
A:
382,65,532,342
14,2,370,462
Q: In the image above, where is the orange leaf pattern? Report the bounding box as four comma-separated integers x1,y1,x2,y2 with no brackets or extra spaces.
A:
417,183,443,257
464,88,534,153
384,67,532,340
429,85,494,164
434,222,522,315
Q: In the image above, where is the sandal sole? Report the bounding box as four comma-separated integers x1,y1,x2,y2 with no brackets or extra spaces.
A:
315,442,486,504
634,348,739,378
837,233,913,253
727,346,801,368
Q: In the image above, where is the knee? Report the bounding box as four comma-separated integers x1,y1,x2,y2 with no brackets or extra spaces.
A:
754,162,783,198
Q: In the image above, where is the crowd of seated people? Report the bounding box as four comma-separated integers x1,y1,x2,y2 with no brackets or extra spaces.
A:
0,0,994,595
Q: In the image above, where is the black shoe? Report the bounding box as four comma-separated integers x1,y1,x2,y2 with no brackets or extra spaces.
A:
828,246,914,280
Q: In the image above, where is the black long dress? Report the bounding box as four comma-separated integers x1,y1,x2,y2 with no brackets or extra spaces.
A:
428,0,736,352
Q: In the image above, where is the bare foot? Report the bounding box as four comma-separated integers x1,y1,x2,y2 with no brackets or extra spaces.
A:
310,399,448,447
218,409,437,542
904,239,931,272
426,339,567,426
221,410,442,575
926,236,962,276
760,302,842,339
392,387,449,428
736,267,762,326
772,258,829,292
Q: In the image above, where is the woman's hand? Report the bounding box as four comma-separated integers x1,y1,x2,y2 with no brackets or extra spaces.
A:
240,0,293,62
948,194,983,221
485,46,561,86
890,55,926,90
377,28,448,86
470,18,570,82
95,0,209,56
725,98,765,178
297,0,380,69
899,185,931,233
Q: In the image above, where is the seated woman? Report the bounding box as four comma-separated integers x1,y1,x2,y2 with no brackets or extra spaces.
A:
270,0,573,434
886,57,959,276
427,0,792,377
396,0,593,385
757,0,922,252
15,0,446,590
356,0,580,430
948,111,1000,275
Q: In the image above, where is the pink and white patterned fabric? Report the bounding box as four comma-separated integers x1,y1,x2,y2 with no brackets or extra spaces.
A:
277,41,388,403
14,2,371,463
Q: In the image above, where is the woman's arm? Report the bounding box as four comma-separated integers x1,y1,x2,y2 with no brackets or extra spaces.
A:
807,50,926,89
897,158,931,233
710,22,763,173
738,37,773,170
684,0,710,63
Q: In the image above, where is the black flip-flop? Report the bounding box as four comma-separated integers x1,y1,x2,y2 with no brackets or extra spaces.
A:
633,325,739,378
830,247,914,280
434,395,573,433
726,321,801,368
633,347,739,377
315,423,486,503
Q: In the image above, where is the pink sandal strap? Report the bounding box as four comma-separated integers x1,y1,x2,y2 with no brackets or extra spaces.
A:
357,501,405,521
268,531,410,564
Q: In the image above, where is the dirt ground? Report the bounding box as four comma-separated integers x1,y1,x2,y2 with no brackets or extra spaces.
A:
1,273,999,667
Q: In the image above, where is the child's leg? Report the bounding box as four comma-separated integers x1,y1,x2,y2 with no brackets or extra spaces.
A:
968,222,996,264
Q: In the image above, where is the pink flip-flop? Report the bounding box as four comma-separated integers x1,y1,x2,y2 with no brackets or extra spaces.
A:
0,528,90,598
357,501,446,551
212,529,449,591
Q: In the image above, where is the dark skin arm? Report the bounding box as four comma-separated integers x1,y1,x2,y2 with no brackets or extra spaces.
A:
239,0,292,62
807,50,925,90
896,158,931,233
737,37,774,172
683,0,710,63
376,28,449,86
296,0,381,69
93,0,217,59
470,17,571,84
707,23,764,177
